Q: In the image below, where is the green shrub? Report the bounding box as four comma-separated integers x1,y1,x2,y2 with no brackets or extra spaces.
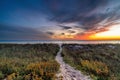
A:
0,71,4,79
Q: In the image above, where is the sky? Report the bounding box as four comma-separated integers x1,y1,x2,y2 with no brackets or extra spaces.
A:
0,0,120,40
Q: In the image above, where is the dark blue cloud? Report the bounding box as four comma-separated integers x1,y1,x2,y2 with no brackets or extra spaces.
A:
59,25,72,30
47,0,107,22
46,31,54,35
46,0,120,30
0,24,50,40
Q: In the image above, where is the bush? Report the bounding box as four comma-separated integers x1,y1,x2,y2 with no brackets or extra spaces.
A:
0,44,59,80
25,61,59,79
81,60,109,76
0,71,4,79
0,64,16,75
62,44,120,79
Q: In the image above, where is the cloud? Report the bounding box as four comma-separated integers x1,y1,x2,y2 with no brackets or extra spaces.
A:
59,25,72,30
68,30,76,33
46,31,54,35
61,33,65,35
48,0,107,22
46,0,120,35
1,0,120,40
0,24,50,40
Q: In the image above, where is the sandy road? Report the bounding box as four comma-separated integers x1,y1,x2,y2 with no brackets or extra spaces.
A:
55,44,91,80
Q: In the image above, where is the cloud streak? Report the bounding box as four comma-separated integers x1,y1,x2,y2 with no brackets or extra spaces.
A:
0,24,50,40
59,25,72,30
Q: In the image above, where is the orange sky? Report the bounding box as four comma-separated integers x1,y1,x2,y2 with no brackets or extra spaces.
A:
52,24,120,40
88,24,120,40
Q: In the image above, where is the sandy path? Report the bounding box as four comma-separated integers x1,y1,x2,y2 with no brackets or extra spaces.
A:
55,44,91,80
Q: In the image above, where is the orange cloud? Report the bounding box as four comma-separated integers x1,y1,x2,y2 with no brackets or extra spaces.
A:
50,23,120,40
74,24,120,40
90,24,120,40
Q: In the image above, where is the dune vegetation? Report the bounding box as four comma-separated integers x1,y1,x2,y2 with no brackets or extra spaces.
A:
0,44,59,80
62,44,120,80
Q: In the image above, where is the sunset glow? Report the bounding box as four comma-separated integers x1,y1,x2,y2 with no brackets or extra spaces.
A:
89,24,120,40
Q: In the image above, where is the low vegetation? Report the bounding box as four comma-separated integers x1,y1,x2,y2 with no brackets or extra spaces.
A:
62,44,120,80
0,44,59,80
